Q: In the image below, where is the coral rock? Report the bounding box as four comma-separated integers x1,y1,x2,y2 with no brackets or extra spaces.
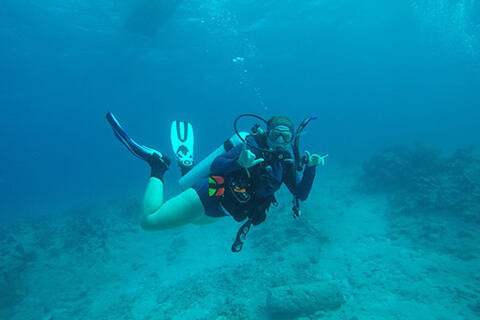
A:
266,282,344,319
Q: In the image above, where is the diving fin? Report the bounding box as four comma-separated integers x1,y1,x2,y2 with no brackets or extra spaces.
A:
106,112,170,179
107,112,165,162
171,120,194,175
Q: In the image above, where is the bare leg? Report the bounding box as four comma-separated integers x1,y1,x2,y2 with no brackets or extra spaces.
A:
105,113,215,230
191,214,218,225
140,177,213,231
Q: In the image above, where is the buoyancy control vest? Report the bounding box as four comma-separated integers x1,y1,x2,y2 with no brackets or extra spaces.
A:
209,134,297,252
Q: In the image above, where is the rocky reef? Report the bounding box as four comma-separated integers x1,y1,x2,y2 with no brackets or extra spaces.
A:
266,282,344,319
361,144,480,220
0,228,36,319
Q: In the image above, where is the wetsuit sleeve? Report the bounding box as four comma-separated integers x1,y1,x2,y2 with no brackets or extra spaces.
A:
211,144,243,173
283,165,316,201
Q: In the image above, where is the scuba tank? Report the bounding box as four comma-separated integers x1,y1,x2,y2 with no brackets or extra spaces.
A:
179,132,249,190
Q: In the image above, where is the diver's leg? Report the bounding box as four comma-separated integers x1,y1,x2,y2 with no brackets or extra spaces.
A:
141,177,165,217
191,214,218,225
106,113,215,230
140,179,207,231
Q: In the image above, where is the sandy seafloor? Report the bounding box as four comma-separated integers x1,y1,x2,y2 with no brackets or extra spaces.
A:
2,165,479,320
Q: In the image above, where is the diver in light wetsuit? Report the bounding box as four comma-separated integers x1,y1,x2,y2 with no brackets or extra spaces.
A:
106,113,326,251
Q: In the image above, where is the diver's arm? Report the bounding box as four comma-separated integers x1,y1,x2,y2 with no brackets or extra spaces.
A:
296,166,316,200
285,151,325,200
284,165,316,201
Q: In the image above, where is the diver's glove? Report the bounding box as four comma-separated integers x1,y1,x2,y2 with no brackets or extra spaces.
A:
237,143,264,168
305,151,328,167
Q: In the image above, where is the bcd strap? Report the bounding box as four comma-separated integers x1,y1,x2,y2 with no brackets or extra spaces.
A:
231,219,252,252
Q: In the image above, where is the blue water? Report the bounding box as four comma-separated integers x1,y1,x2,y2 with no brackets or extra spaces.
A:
0,0,478,216
1,1,480,319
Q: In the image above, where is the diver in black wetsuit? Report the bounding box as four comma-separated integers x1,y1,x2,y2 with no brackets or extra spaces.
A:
107,113,327,251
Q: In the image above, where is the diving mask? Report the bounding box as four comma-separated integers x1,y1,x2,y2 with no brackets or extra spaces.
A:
268,125,294,144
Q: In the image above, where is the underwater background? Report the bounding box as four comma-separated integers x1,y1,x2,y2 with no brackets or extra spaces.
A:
1,0,480,319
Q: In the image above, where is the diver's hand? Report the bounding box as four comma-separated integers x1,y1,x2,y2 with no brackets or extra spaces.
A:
305,151,328,167
238,143,264,168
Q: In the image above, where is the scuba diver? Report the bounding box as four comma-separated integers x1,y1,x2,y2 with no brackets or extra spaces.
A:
106,113,327,252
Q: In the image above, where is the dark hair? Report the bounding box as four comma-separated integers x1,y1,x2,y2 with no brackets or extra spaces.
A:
267,116,295,131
